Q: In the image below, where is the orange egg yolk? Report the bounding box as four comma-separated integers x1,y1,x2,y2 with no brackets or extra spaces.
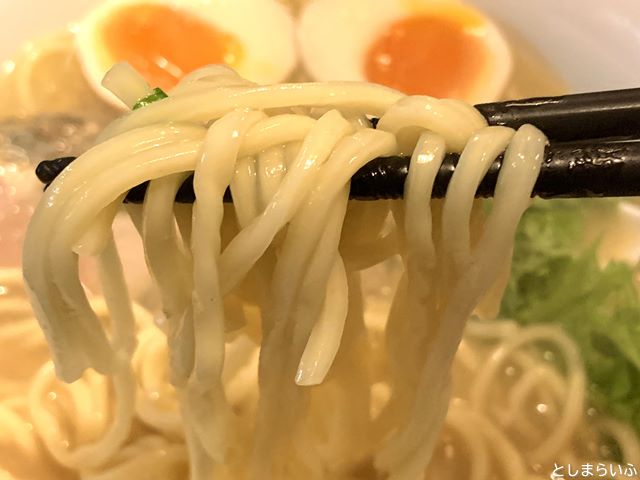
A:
99,3,243,91
365,13,487,98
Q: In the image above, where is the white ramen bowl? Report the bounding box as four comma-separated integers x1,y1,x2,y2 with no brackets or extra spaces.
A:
472,0,640,92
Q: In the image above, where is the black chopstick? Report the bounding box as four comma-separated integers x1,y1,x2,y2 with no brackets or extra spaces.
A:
35,88,640,201
36,140,640,201
477,88,640,142
363,88,640,141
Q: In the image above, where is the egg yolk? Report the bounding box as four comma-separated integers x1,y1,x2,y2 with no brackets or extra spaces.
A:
99,4,243,91
365,13,486,98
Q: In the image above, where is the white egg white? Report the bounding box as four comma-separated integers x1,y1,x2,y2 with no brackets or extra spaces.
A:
76,0,297,109
298,0,403,83
298,0,512,103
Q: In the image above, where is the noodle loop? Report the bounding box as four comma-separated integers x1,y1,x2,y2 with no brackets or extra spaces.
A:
16,66,640,480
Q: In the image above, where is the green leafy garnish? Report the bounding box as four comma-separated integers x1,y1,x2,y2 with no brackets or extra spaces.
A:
133,87,168,110
502,199,640,435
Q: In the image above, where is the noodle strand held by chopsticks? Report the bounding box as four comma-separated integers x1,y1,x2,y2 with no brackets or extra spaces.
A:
18,65,636,480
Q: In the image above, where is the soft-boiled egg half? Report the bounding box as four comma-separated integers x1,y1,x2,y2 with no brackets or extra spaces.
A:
77,0,297,107
298,0,512,103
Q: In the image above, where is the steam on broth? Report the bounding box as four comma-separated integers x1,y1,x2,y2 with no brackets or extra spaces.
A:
1,6,639,480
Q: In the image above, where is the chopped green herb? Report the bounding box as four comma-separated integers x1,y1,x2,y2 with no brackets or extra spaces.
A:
502,199,640,438
133,88,168,110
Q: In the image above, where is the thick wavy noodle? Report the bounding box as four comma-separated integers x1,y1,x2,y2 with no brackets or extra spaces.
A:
10,64,639,480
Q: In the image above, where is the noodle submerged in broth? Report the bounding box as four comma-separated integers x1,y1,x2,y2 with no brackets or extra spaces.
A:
2,64,634,480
